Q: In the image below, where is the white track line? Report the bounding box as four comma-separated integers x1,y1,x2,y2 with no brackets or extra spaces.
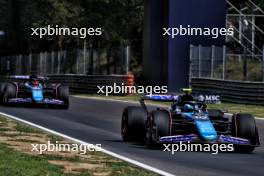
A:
0,112,175,176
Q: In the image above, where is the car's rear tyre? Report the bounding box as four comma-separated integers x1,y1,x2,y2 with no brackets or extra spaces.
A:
121,106,147,142
232,113,258,153
146,110,170,147
2,84,16,105
57,85,69,109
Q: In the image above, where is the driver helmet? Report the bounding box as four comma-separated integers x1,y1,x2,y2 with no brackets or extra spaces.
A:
32,79,39,86
183,104,193,112
30,75,39,86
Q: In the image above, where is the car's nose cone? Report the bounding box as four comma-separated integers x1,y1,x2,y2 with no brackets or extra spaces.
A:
195,120,218,141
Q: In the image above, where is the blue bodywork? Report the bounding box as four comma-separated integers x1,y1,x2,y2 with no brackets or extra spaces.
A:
181,111,217,142
142,94,252,145
26,84,44,102
146,95,218,142
195,120,217,141
8,83,64,105
146,94,179,101
31,87,44,102
159,105,250,145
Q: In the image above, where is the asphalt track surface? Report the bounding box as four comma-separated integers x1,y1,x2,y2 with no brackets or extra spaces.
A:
0,96,263,176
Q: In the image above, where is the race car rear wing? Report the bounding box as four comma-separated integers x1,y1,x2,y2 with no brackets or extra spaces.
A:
140,94,179,102
139,94,179,113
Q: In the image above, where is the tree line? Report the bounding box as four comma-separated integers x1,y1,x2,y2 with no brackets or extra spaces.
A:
0,0,262,76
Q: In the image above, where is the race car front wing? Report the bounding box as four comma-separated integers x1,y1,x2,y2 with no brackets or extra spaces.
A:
159,134,251,145
8,98,65,105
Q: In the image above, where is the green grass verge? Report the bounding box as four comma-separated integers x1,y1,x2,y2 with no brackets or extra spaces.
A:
0,143,81,176
0,145,156,176
207,103,264,118
16,123,44,134
0,116,157,176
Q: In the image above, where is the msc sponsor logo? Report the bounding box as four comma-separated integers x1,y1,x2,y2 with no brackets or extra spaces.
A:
197,94,221,104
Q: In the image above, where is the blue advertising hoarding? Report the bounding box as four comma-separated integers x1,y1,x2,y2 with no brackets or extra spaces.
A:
143,0,226,91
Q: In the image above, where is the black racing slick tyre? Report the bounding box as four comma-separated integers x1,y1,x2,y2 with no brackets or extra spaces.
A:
146,110,170,147
121,106,147,142
0,83,7,103
232,113,258,153
153,110,170,138
0,83,5,94
2,84,16,105
57,85,69,109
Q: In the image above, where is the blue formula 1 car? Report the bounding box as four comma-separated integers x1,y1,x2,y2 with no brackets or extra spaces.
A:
121,92,260,153
0,75,69,109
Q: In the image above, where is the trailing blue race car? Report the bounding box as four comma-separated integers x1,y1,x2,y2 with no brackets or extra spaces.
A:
0,75,69,109
121,91,260,153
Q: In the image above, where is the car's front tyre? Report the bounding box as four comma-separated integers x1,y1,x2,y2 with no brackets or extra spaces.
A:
2,84,16,105
232,113,258,153
0,83,7,104
146,110,170,148
57,85,69,109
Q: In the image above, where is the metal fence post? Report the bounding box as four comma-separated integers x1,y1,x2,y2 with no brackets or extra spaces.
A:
57,51,61,74
211,45,215,78
125,46,130,74
83,40,86,74
262,45,264,82
29,53,32,74
6,57,10,75
38,53,41,75
44,52,47,75
89,44,94,75
51,51,54,74
41,52,43,75
16,55,18,75
76,50,79,74
19,55,22,75
198,45,202,78
222,45,226,80
189,45,193,87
